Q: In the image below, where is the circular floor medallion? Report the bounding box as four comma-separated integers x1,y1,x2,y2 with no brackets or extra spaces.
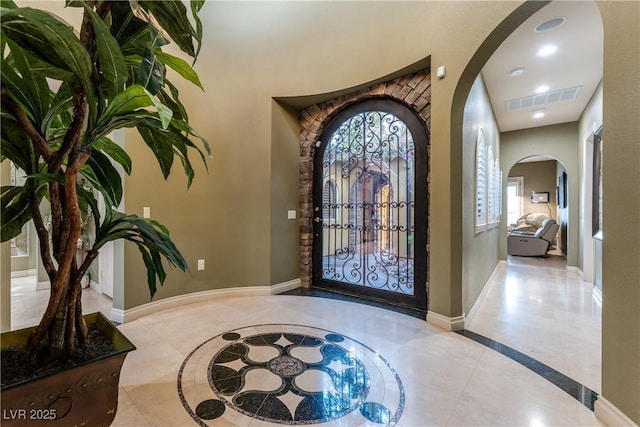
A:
178,324,404,426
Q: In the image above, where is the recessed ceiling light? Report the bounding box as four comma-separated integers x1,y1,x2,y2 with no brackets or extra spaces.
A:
534,17,566,33
535,85,550,94
537,45,558,57
532,110,545,119
510,67,524,77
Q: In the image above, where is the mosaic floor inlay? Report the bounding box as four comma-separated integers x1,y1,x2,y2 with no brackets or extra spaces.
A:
178,324,404,426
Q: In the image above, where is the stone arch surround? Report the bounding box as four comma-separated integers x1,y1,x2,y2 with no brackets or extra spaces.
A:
298,69,432,291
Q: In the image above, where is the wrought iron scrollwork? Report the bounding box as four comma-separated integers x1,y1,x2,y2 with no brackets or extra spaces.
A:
320,111,416,295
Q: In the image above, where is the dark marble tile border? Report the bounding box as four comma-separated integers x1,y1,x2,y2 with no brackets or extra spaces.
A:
455,329,598,410
280,287,426,320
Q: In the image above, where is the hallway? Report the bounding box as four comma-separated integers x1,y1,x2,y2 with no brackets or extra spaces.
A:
465,254,601,395
108,256,602,426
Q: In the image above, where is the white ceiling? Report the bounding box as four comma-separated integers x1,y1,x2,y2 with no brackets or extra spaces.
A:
482,1,603,133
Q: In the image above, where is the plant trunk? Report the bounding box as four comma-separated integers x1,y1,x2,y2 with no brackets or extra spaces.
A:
26,141,91,360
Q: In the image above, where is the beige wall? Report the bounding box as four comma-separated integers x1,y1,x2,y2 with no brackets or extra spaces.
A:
500,123,579,265
270,101,301,285
509,161,559,220
598,1,640,423
461,75,501,315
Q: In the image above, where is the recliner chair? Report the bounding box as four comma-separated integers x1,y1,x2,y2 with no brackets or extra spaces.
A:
507,218,559,257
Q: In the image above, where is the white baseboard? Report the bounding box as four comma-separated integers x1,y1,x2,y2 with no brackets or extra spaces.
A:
113,279,301,324
36,281,49,291
593,285,603,307
11,269,36,278
595,396,639,427
427,311,465,331
109,307,125,324
464,260,506,327
270,278,301,294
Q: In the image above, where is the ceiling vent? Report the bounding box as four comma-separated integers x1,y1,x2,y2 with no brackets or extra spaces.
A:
506,86,581,112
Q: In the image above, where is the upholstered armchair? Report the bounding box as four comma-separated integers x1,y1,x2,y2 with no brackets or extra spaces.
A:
508,218,559,257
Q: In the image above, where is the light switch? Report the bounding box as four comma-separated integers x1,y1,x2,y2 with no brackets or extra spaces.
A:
143,207,151,218
287,210,297,220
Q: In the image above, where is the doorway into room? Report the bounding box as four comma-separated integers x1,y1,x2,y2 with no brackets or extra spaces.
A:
312,99,428,311
506,156,567,259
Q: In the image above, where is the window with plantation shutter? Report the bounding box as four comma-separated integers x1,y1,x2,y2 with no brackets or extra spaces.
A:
475,130,487,231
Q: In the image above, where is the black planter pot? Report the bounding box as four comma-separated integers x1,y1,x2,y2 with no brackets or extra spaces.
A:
1,312,136,426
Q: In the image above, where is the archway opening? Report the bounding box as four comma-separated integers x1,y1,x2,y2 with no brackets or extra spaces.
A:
297,69,432,317
506,155,568,261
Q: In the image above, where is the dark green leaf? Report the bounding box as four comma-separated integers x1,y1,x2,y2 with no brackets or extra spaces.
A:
92,85,172,141
110,2,144,42
23,50,77,83
94,212,187,299
1,111,34,173
166,80,188,120
1,185,32,242
79,164,114,209
1,57,38,122
42,82,73,139
138,1,195,57
150,249,166,284
85,150,123,207
85,5,128,99
138,246,158,298
153,49,202,90
171,133,195,187
137,48,165,95
138,125,174,179
156,87,185,122
190,0,204,60
92,137,132,175
0,1,17,9
95,85,154,129
1,7,96,122
1,185,23,210
170,117,211,157
119,26,151,57
3,38,51,123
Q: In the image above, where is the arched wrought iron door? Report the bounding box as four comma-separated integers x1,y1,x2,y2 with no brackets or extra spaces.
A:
313,99,428,310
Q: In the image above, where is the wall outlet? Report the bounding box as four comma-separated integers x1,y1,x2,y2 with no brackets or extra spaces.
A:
287,210,297,220
143,207,151,218
197,259,205,271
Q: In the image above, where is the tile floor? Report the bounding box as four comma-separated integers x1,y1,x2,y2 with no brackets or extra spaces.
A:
465,254,602,394
10,273,113,330
9,253,603,426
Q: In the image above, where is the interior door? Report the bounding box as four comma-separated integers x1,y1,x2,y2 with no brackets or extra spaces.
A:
313,99,428,311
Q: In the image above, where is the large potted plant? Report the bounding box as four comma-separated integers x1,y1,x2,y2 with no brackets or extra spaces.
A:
1,0,208,424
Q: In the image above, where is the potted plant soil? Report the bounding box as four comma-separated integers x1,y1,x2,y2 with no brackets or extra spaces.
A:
1,1,208,425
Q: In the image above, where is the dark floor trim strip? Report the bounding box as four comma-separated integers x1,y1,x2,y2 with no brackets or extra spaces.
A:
455,329,598,410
